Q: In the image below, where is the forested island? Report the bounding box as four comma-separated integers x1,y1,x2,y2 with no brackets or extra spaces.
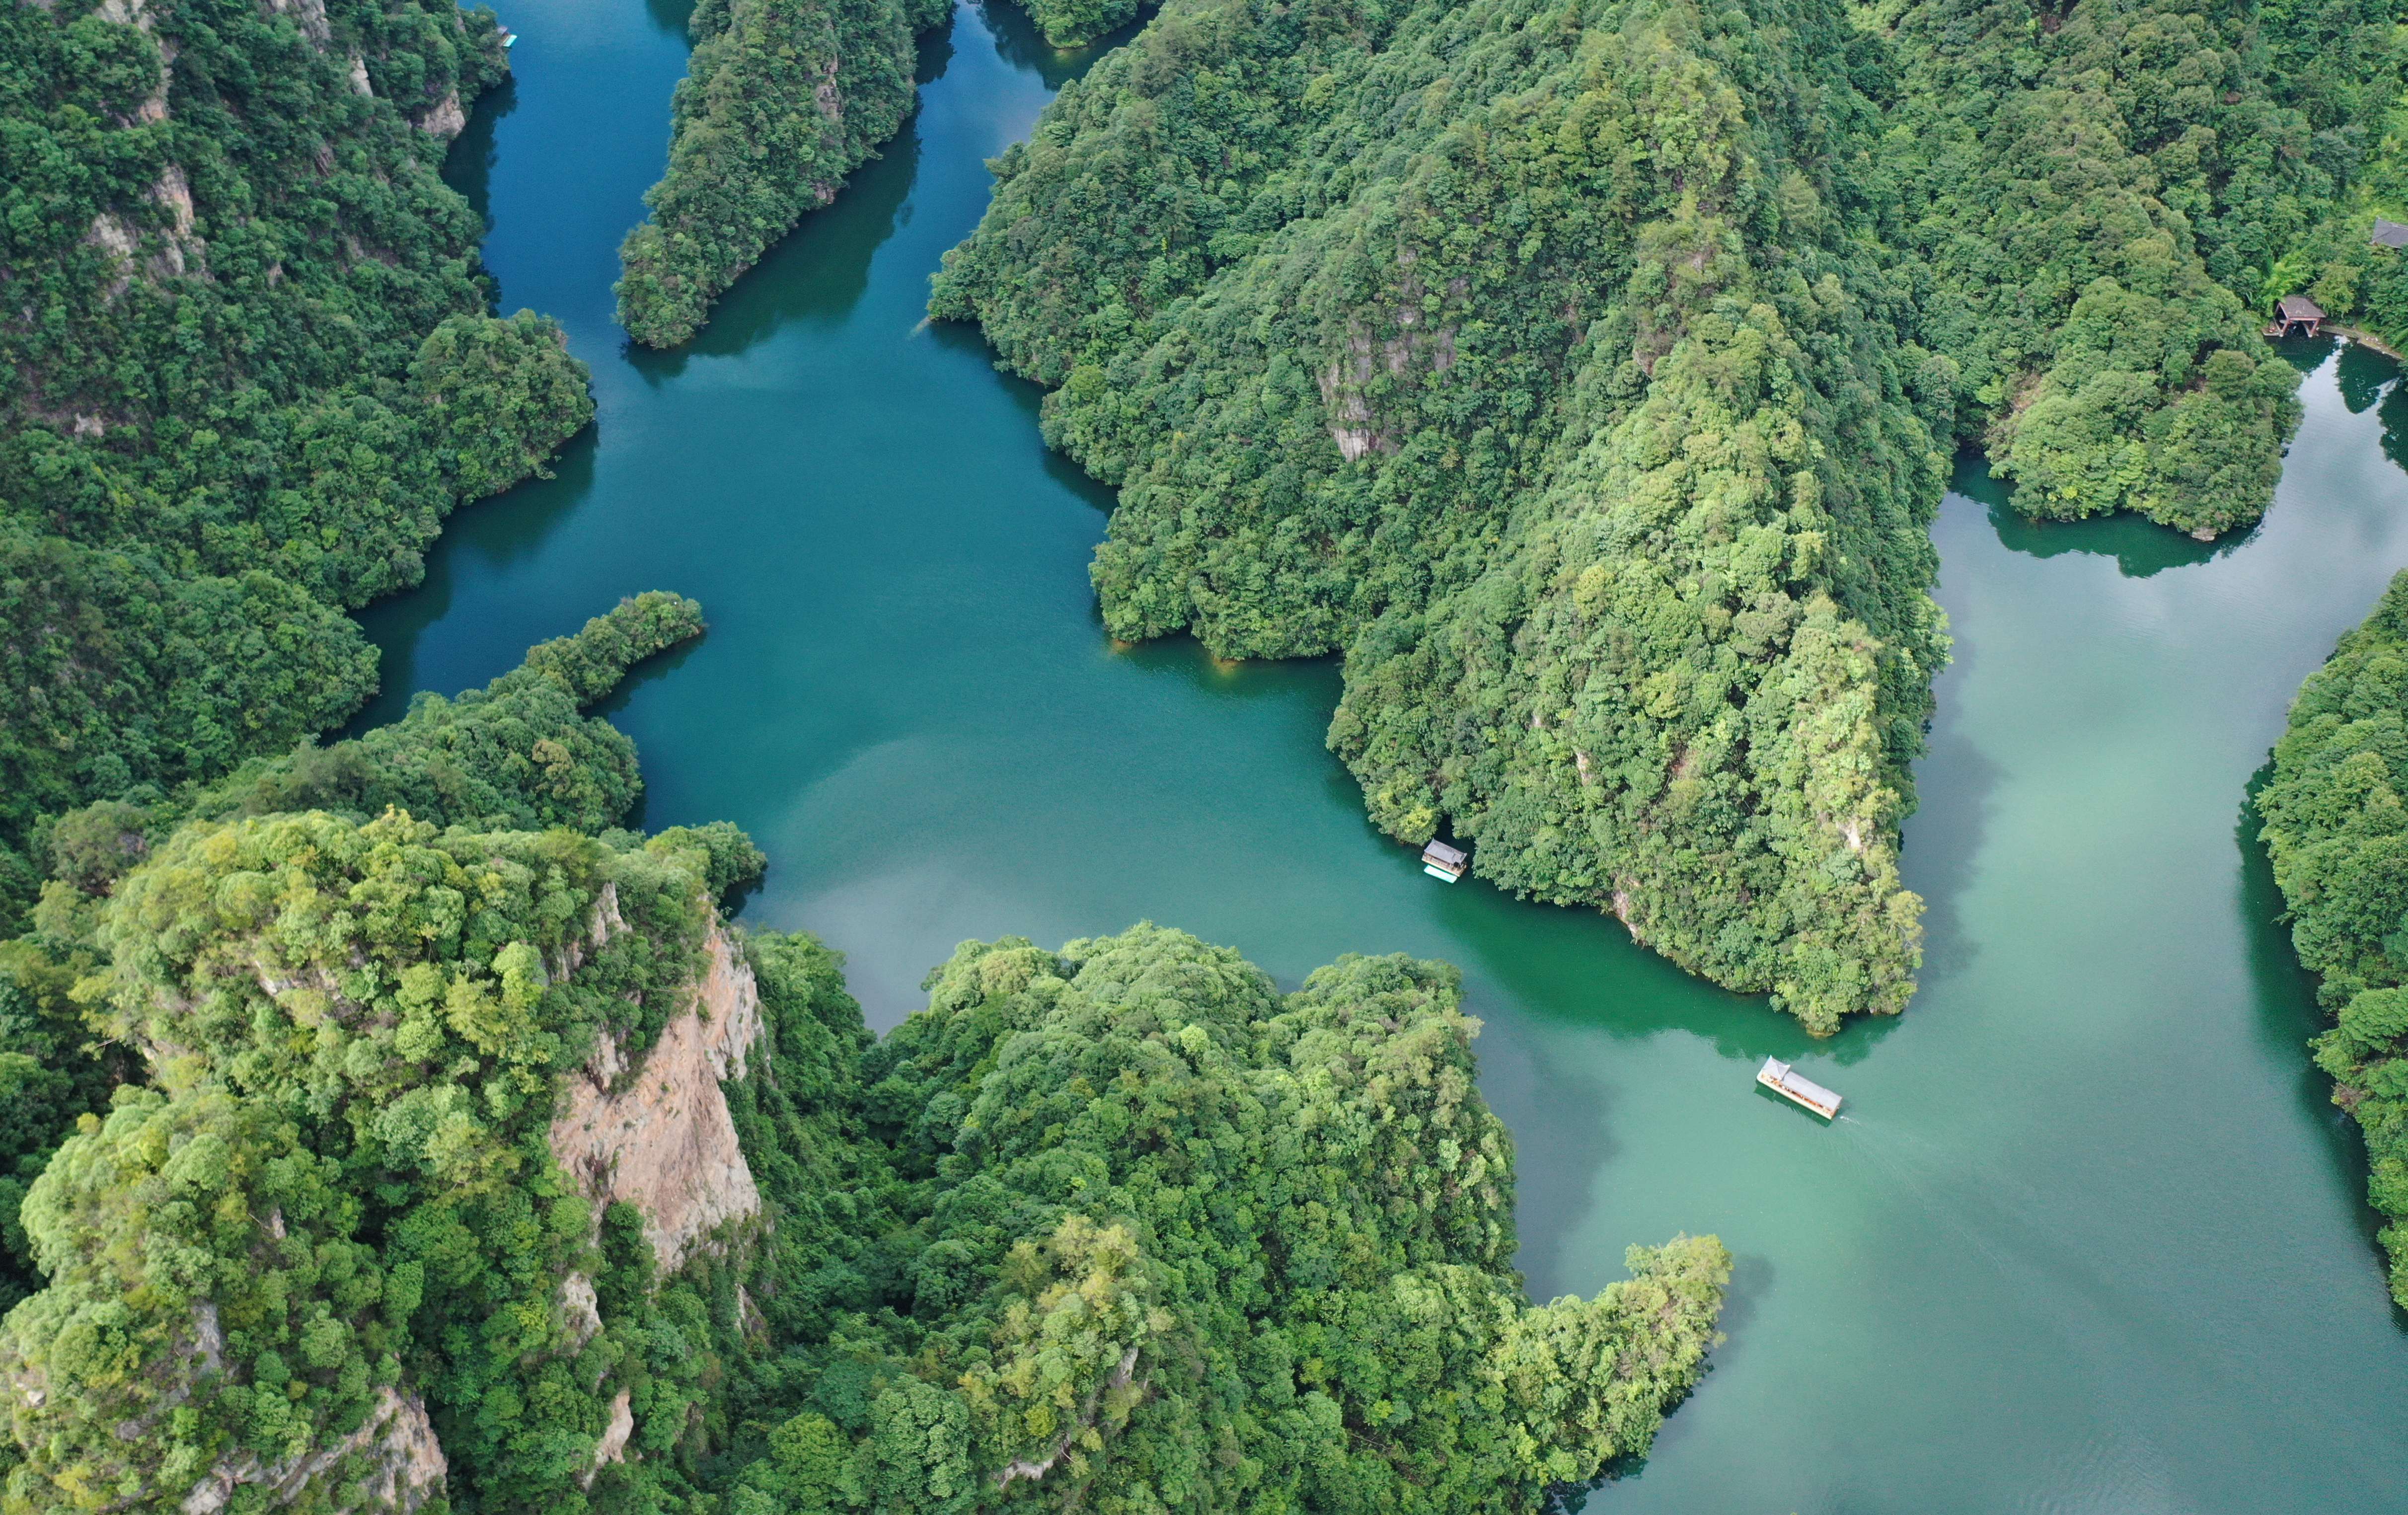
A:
932,0,2403,1032
614,0,952,345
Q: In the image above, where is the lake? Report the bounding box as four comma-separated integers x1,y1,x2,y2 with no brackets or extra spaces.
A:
358,0,2408,1506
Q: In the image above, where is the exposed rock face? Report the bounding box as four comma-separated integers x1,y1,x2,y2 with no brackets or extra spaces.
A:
580,1391,634,1488
182,1388,447,1515
560,1272,602,1350
549,919,764,1273
415,88,465,138
266,0,332,48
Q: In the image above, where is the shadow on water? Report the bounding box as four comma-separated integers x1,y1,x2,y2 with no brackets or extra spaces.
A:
629,127,928,379
2236,769,2401,1322
440,76,515,229
1902,602,2000,989
2336,341,2398,414
1955,451,2237,577
642,0,697,38
593,637,709,837
921,319,1121,507
973,0,1151,84
347,426,602,731
915,14,958,82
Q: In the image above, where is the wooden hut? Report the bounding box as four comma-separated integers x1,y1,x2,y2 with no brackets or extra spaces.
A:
1420,839,1469,882
2267,295,2325,339
2373,219,2408,251
1756,1057,1843,1119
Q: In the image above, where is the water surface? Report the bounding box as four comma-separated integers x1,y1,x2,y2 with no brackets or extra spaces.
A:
368,3,2408,1506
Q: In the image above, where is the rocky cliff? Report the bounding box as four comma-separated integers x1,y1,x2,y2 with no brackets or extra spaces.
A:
550,913,767,1273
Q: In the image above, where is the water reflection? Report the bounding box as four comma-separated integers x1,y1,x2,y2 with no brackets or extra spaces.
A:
349,425,602,731
630,126,928,376
1959,452,2237,577
441,77,515,230
642,0,695,38
2335,340,2396,413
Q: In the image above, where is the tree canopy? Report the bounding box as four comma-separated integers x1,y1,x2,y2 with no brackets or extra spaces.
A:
0,826,1728,1512
615,0,951,346
933,0,1949,1031
2261,568,2408,1308
0,0,595,931
930,0,2406,1029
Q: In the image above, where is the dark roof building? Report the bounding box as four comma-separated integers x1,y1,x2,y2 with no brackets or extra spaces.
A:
2374,219,2408,250
1420,838,1469,881
2269,294,2326,338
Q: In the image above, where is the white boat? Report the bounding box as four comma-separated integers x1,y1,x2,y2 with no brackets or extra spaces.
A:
1756,1057,1842,1119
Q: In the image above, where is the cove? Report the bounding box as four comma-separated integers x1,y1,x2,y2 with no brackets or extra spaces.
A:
358,0,2408,1506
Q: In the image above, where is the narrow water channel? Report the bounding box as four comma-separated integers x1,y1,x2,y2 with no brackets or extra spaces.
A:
363,1,2408,1506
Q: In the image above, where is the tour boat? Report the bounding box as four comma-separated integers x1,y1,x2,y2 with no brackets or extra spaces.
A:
1421,839,1469,882
1756,1057,1843,1119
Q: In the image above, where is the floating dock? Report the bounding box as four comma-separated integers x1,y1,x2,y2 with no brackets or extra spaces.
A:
1756,1057,1842,1119
1421,839,1468,883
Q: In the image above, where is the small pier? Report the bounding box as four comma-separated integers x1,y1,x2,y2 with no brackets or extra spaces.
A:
1757,1057,1842,1119
1421,839,1468,883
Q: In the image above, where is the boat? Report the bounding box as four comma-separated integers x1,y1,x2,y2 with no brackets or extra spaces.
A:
1420,838,1468,882
1756,1057,1842,1119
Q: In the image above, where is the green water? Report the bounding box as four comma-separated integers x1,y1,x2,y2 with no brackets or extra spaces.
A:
363,1,2408,1504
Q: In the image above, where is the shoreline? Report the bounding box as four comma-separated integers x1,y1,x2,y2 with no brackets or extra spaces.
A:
2333,324,2402,359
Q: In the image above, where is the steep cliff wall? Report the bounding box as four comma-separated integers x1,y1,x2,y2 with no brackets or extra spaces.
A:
551,917,767,1273
0,815,751,1513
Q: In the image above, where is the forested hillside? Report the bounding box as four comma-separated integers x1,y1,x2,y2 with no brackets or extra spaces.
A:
1010,0,1141,49
0,0,594,932
615,0,951,345
2260,569,2408,1308
1878,0,2331,537
933,0,2408,1029
0,692,1729,1511
0,593,716,1319
934,0,1950,1032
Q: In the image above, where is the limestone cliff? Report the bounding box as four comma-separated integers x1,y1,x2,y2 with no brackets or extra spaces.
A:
549,916,766,1273
182,1388,447,1515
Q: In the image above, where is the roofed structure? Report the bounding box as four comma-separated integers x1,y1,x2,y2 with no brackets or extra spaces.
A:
2374,219,2408,250
1757,1057,1843,1119
2269,294,2326,339
1420,838,1468,881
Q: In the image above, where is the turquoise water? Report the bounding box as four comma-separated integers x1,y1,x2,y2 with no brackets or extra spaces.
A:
363,2,2408,1505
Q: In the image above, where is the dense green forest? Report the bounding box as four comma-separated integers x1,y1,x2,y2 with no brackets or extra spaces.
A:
2261,568,2408,1308
0,592,714,1319
932,0,2408,1029
934,0,1951,1032
1878,0,2370,537
1010,0,1143,50
615,0,952,345
0,641,1728,1511
0,0,595,934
